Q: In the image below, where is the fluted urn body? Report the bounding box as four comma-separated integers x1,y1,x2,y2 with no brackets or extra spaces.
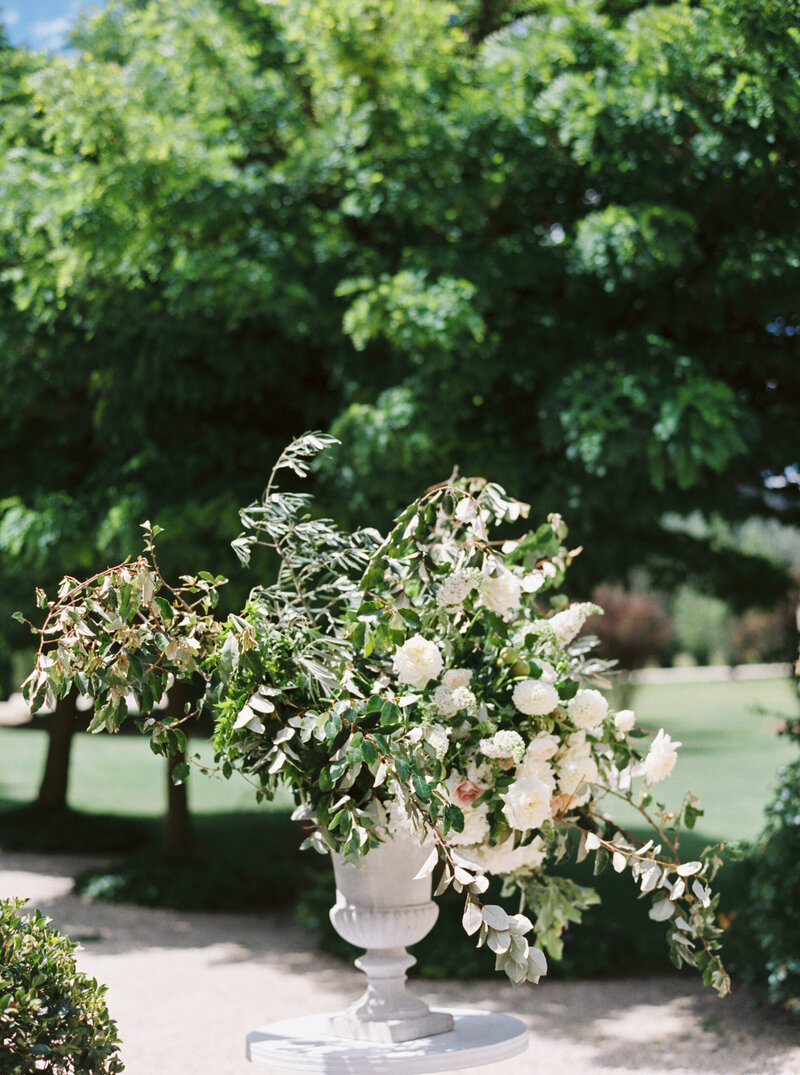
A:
328,833,454,1043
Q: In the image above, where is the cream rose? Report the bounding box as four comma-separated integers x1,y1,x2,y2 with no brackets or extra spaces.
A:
614,709,636,734
479,565,522,615
501,776,554,832
513,678,559,716
392,634,443,688
643,729,681,785
443,667,472,690
567,688,608,730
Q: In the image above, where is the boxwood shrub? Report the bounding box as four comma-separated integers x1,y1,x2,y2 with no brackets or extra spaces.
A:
0,898,124,1074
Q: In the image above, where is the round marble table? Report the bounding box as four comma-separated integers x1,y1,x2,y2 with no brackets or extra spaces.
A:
246,1009,528,1073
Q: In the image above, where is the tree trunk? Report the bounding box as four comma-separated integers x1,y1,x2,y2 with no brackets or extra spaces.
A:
36,689,79,812
163,683,192,857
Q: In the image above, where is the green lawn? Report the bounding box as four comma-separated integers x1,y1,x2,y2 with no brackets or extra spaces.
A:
605,676,798,843
0,726,293,818
0,676,797,841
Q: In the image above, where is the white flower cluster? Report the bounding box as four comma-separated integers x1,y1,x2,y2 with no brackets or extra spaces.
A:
479,729,526,765
433,667,477,716
461,835,547,876
436,570,477,611
527,602,600,649
434,684,477,717
426,723,451,760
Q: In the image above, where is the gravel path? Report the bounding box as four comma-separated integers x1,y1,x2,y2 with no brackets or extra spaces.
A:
2,852,799,1075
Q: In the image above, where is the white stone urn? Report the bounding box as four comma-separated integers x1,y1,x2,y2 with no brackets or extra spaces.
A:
328,833,455,1044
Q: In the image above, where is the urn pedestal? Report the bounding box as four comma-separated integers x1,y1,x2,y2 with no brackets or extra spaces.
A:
327,834,455,1043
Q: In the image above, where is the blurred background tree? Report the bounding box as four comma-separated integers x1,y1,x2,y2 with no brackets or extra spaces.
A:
0,0,798,808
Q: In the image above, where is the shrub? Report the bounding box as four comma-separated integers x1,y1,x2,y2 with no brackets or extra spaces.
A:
588,584,674,670
738,759,800,1012
0,898,123,1074
728,600,796,665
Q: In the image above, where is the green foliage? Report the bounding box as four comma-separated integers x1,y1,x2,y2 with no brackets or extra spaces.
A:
0,898,123,1074
25,433,732,991
0,0,797,679
0,807,150,856
72,810,321,911
735,758,800,1012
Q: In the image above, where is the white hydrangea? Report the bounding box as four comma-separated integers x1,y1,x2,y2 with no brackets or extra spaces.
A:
479,729,526,765
433,683,476,717
643,729,681,785
443,668,472,690
567,688,608,730
451,686,476,712
392,634,444,689
501,776,554,831
460,835,547,877
512,678,559,716
436,571,477,610
426,723,451,760
478,564,522,615
614,709,636,734
547,602,600,646
433,685,460,717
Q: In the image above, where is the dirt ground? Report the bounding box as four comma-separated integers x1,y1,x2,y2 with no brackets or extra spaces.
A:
2,851,799,1075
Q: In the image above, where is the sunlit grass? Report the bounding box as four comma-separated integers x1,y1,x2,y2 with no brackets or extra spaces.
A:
605,676,798,843
0,726,293,818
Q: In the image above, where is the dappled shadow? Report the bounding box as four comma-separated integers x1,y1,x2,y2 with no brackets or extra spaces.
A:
2,852,799,1075
423,975,799,1074
0,849,359,989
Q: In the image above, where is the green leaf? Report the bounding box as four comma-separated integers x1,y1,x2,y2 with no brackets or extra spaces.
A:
412,771,431,802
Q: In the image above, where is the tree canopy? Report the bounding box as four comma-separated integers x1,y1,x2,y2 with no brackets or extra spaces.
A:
1,0,798,684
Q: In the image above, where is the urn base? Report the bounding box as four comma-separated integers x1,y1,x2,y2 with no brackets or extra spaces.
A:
328,1008,454,1044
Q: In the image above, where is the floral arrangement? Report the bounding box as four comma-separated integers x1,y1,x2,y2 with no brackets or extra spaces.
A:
20,434,730,995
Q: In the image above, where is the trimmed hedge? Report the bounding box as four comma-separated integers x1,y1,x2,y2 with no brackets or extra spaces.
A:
0,898,123,1073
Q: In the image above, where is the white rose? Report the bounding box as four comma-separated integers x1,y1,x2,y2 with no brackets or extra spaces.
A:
517,755,556,789
643,729,681,785
558,755,599,806
460,835,547,877
513,678,559,716
479,565,522,615
524,732,560,762
614,709,636,734
443,667,472,690
501,776,554,832
392,635,444,688
567,688,608,730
